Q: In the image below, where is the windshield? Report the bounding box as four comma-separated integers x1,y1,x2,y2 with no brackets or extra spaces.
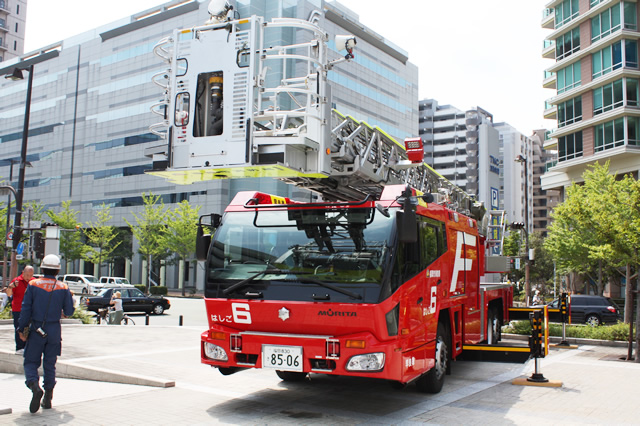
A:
96,288,111,297
85,276,99,283
205,207,394,303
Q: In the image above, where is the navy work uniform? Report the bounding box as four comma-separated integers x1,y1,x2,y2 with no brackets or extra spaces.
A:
18,272,74,409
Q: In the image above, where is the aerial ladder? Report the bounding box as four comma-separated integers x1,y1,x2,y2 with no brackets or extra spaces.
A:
144,1,490,235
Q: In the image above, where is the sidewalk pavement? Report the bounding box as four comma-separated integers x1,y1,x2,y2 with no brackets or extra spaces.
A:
0,323,639,424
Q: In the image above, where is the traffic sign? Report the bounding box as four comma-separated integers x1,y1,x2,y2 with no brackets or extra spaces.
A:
7,231,13,240
16,254,23,260
17,242,25,255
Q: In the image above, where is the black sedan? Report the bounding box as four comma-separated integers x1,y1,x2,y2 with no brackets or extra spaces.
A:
83,287,170,315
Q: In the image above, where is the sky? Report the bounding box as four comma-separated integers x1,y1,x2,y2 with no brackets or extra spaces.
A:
24,0,553,135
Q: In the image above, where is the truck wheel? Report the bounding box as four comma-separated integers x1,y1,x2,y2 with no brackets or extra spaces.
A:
487,309,501,344
275,370,308,382
416,322,449,393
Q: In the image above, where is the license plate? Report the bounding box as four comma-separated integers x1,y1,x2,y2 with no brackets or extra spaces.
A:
262,345,303,372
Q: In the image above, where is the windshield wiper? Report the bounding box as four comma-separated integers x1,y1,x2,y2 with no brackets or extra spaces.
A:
223,268,290,295
295,275,363,300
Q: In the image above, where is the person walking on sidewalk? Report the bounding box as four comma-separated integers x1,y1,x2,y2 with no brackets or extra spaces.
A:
6,265,34,354
17,255,74,413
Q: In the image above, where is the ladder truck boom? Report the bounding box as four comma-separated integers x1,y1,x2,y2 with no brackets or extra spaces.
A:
144,12,485,223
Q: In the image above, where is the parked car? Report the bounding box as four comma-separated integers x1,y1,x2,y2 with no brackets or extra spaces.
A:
99,276,135,288
547,295,621,326
62,274,104,295
83,287,170,315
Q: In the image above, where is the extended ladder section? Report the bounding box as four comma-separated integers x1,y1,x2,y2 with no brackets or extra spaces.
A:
144,13,485,224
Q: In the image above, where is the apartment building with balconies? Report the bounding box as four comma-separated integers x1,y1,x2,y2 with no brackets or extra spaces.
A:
541,0,640,194
0,0,26,63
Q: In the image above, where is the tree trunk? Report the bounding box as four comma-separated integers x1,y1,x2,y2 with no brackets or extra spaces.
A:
625,264,633,324
180,259,185,297
597,259,603,295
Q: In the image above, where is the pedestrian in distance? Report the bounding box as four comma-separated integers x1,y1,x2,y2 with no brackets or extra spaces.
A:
7,265,34,354
17,254,74,413
108,290,124,324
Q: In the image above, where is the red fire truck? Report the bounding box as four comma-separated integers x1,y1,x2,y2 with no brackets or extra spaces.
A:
146,6,513,392
195,185,512,392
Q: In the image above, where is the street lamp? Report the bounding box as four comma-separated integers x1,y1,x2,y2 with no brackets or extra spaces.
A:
515,154,531,305
4,64,34,282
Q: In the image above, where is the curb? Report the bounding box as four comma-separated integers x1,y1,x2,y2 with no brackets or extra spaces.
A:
504,333,637,348
0,319,83,325
0,350,175,388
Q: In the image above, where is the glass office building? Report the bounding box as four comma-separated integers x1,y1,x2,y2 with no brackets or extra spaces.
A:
0,0,418,287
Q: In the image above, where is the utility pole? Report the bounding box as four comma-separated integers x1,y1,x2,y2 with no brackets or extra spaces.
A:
516,154,530,305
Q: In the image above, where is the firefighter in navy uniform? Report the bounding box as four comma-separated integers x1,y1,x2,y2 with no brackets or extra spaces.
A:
17,254,74,413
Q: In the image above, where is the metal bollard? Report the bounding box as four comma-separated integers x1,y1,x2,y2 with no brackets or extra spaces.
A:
179,315,183,326
145,314,150,325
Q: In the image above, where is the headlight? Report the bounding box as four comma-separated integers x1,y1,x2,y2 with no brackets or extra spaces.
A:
204,342,228,361
346,352,385,371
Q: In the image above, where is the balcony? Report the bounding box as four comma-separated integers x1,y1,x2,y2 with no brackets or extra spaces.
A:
0,41,7,51
543,101,557,119
542,39,555,59
542,70,556,89
541,8,554,29
0,0,9,13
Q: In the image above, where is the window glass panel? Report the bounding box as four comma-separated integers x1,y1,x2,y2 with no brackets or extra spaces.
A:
614,117,625,145
566,65,574,87
625,40,638,68
625,3,637,29
593,51,602,77
614,79,624,106
603,46,612,71
595,124,604,150
613,41,622,69
592,16,601,40
602,9,611,33
575,96,582,119
628,117,639,145
558,103,566,126
604,121,614,145
576,131,583,156
627,78,638,106
573,28,580,52
574,61,581,84
604,83,613,111
558,68,566,91
612,3,621,29
566,100,574,122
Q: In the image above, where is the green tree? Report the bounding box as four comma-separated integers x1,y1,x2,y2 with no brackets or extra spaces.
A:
83,204,120,277
106,228,134,276
47,200,86,270
167,200,201,295
126,193,170,291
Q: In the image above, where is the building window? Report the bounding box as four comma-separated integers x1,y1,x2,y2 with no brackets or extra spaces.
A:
625,2,637,30
0,18,5,29
592,3,621,42
594,117,625,151
557,61,581,94
0,0,6,10
558,131,583,162
556,0,579,29
17,4,19,14
628,117,640,146
556,27,580,61
593,77,639,115
591,0,602,7
13,40,16,50
15,22,17,32
592,40,638,79
558,96,582,127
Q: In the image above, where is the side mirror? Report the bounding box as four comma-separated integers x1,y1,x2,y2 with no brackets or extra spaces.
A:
195,225,211,262
397,211,417,244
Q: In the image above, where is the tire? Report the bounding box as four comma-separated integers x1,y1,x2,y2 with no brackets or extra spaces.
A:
121,316,135,325
585,314,601,327
152,304,165,315
275,370,308,382
416,322,449,393
81,288,88,295
487,309,501,344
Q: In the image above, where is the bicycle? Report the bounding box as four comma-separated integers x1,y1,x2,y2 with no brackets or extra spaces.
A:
97,308,136,325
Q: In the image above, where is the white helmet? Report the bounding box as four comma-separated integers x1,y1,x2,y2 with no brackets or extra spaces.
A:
41,254,61,269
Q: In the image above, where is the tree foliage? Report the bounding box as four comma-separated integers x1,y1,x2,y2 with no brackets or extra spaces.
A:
167,200,200,294
125,193,170,287
47,200,85,267
83,204,120,276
